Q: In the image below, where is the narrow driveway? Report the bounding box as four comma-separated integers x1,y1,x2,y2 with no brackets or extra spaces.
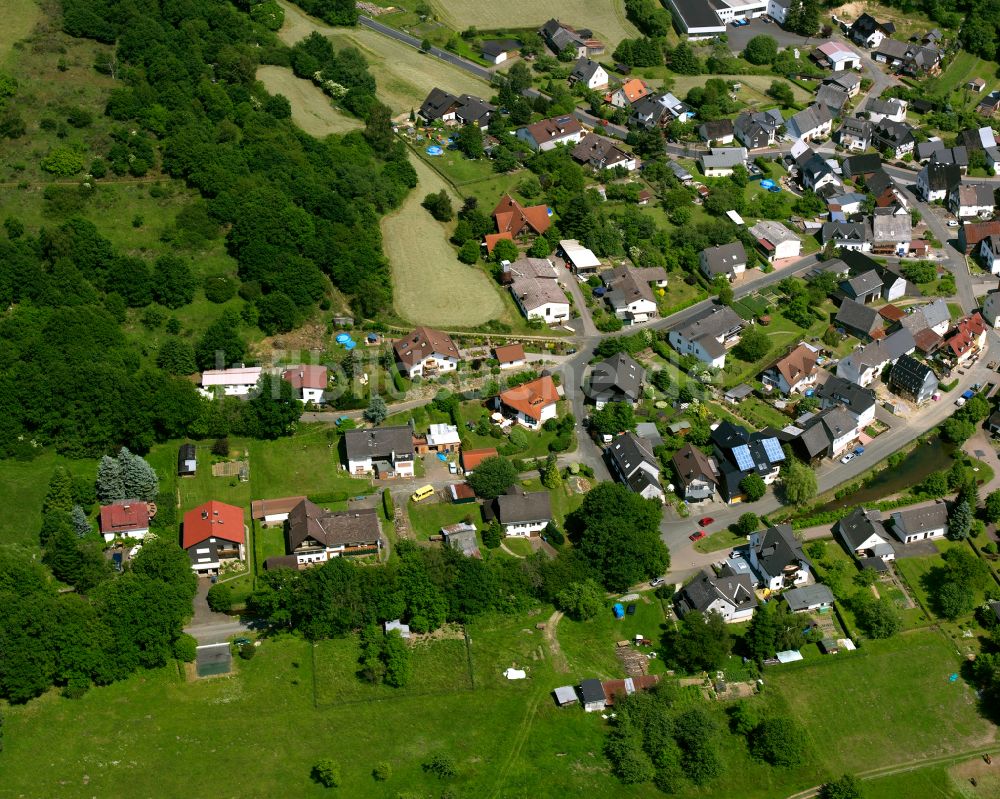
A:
185,577,253,645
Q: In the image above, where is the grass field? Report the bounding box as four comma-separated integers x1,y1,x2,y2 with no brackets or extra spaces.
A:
866,756,1000,798
928,50,1000,109
645,73,811,107
256,66,363,137
768,631,995,775
407,497,479,539
426,0,639,50
383,154,508,327
557,595,668,678
0,0,41,67
277,0,491,113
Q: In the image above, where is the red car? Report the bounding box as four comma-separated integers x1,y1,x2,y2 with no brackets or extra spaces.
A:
698,517,714,527
689,531,706,541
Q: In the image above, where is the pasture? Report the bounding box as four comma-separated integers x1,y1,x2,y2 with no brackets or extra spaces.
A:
256,66,363,137
0,0,42,66
382,154,507,327
767,630,995,775
427,0,639,50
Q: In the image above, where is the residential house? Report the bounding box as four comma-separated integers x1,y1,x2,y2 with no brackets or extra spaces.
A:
489,194,551,251
981,236,1000,275
393,327,459,378
959,220,1000,254
496,375,559,429
711,421,786,503
786,104,834,142
418,89,495,129
571,133,637,171
827,190,868,219
418,87,461,123
766,0,793,24
981,282,1000,327
816,375,877,427
559,239,602,273
889,502,948,543
452,95,495,129
794,406,859,460
675,570,757,622
198,367,262,398
460,447,498,474
949,183,995,219
484,486,552,537
182,501,245,575
797,150,840,192
866,169,907,209
285,500,382,567
842,152,881,180
672,443,720,502
700,241,748,281
494,343,526,370
864,97,907,124
589,352,645,408
839,251,908,301
888,354,937,404
749,220,801,262
510,265,569,323
870,207,912,256
917,161,961,202
821,220,871,252
606,432,665,502
836,327,916,386
733,110,783,150
873,39,942,75
944,312,988,364
516,115,584,152
871,120,915,159
99,500,151,543
480,39,519,64
668,306,744,369
748,524,811,591
840,270,883,304
928,146,969,172
608,78,651,108
838,506,896,560
604,265,668,323
815,84,850,115
977,92,1000,119
784,584,835,613
178,443,196,477
811,41,862,71
569,57,608,90
413,423,461,455
849,13,895,48
540,18,603,58
698,118,735,144
699,147,749,177
762,343,819,395
823,71,862,96
251,496,307,526
282,365,327,404
344,426,415,478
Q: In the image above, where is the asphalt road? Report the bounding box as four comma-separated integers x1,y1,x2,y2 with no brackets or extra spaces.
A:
359,16,493,81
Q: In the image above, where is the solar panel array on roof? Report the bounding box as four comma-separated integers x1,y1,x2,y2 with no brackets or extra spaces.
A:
732,445,754,472
762,438,785,463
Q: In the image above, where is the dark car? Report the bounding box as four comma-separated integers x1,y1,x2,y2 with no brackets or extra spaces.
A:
626,604,637,616
698,517,715,527
689,531,706,541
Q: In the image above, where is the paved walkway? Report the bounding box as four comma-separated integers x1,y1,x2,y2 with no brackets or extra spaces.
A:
184,577,253,645
964,430,1000,496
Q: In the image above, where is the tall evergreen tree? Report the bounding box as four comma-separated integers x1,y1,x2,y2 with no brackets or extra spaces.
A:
71,505,92,538
96,455,125,503
43,467,75,514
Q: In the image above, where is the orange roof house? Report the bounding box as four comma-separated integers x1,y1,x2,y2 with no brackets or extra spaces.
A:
494,343,526,367
607,78,651,105
182,500,246,573
461,447,499,473
493,194,551,239
497,375,560,425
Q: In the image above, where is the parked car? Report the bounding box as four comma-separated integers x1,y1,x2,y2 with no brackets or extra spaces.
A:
626,604,637,616
698,516,715,526
840,452,855,464
948,220,959,227
650,577,666,588
689,531,707,541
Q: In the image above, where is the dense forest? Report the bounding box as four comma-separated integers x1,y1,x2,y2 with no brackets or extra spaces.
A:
0,0,416,457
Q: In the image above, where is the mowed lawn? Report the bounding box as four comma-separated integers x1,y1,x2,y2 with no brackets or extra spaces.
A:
666,74,811,106
427,0,639,50
407,497,480,540
0,0,42,66
383,154,508,327
767,631,996,775
256,66,362,137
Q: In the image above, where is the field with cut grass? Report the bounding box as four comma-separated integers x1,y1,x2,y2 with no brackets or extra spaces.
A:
768,631,995,775
256,65,363,137
277,0,490,112
427,0,638,50
652,73,811,107
383,154,508,327
0,0,41,66
407,496,480,539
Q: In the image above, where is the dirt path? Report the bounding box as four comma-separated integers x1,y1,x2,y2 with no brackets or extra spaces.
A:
543,610,569,673
499,542,525,559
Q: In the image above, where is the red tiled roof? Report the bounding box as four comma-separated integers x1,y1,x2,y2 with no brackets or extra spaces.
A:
182,501,245,549
99,501,150,534
499,375,559,421
282,365,327,390
494,343,526,364
485,232,514,253
602,674,660,705
492,194,551,238
461,447,498,471
393,327,460,369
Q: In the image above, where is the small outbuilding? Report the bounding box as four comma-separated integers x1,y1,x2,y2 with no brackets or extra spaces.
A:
178,443,197,477
579,678,607,712
553,685,579,706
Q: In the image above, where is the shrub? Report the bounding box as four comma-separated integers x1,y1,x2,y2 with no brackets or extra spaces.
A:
422,752,457,778
204,276,238,303
173,633,198,662
212,437,230,456
372,761,392,781
311,759,342,787
238,642,256,660
207,583,233,612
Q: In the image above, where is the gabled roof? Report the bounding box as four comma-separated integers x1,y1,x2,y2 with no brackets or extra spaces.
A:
182,501,244,549
493,487,552,524
605,265,667,309
419,87,459,120
701,241,747,276
816,375,877,417
822,220,870,243
494,343,525,364
343,426,414,463
499,375,559,421
872,119,914,147
608,432,658,478
843,153,881,175
922,161,962,192
836,299,883,337
865,97,905,117
99,500,151,534
511,274,566,312
889,354,936,394
842,270,883,298
493,194,551,237
672,305,744,345
788,104,833,136
286,500,381,551
752,524,809,578
591,352,646,400
570,57,605,82
815,84,849,112
749,220,798,247
677,570,757,617
699,119,735,140
481,39,520,58
522,115,583,146
890,502,948,538
954,183,995,207
282,365,327,390
616,78,651,103
772,344,818,388
571,133,631,169
839,506,890,551
784,584,835,611
460,447,498,471
672,443,719,489
394,327,459,369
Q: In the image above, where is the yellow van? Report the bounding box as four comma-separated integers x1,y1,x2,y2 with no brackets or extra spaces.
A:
411,484,435,503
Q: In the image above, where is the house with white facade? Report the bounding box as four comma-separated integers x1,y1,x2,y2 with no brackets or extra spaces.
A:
786,104,834,142
676,570,757,623
282,365,327,404
838,506,896,561
99,500,152,543
889,502,948,543
762,343,819,395
917,161,962,202
980,236,1000,275
836,328,916,386
343,426,415,478
671,443,719,502
749,220,801,262
284,500,383,567
182,501,246,575
496,375,559,429
604,266,668,323
198,367,262,398
485,487,552,537
668,306,744,368
864,97,907,123
393,327,460,378
699,147,749,177
949,183,995,219
816,375,877,427
516,115,584,152
700,241,748,281
569,57,609,90
606,432,665,502
748,525,811,592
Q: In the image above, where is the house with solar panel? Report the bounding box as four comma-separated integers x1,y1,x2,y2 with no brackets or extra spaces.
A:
710,421,785,504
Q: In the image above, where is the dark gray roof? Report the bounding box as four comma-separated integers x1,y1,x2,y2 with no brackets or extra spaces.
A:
889,354,936,395
865,169,895,197
579,678,605,703
842,270,883,298
873,119,915,147
838,506,889,551
822,220,870,244
815,84,849,112
668,0,724,29
824,72,861,91
890,502,948,537
420,87,458,120
571,57,604,82
701,241,747,276
672,305,744,344
607,432,657,478
677,570,757,616
481,39,520,57
699,119,735,140
865,97,905,117
784,584,834,611
286,500,381,551
752,524,808,578
572,133,631,169
798,420,833,458
843,153,881,176
494,488,552,524
923,161,962,192
591,352,646,401
455,94,495,127
835,298,882,335
344,426,414,463
788,104,833,136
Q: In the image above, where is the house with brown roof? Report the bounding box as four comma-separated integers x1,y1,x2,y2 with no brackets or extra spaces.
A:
762,344,819,395
460,447,498,474
284,500,383,567
959,220,1000,254
496,375,560,429
606,78,651,108
251,496,308,525
945,312,988,363
671,443,719,502
494,343,526,370
491,194,551,244
99,500,152,543
281,365,327,404
182,501,245,574
602,675,660,706
516,115,584,152
393,327,460,378
571,133,637,171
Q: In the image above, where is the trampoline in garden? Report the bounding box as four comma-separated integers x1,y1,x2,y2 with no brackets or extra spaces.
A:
426,145,443,156
759,179,776,190
195,644,232,678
